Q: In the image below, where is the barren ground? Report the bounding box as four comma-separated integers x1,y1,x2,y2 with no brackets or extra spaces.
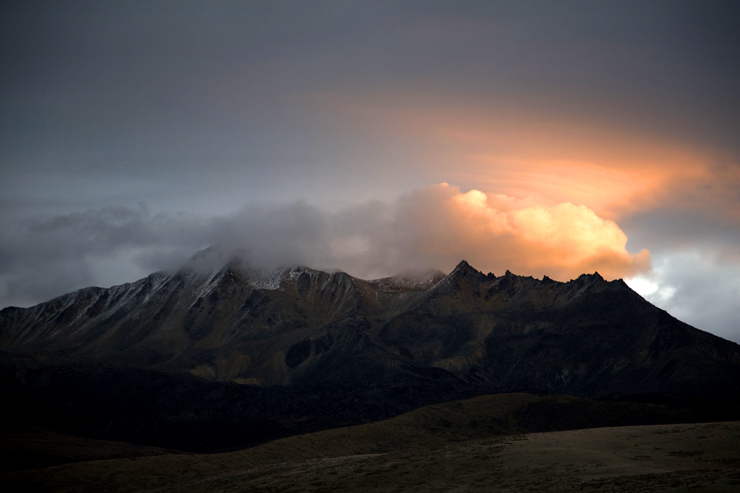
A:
3,418,738,492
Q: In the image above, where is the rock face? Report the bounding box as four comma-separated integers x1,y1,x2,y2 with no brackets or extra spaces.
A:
2,257,740,450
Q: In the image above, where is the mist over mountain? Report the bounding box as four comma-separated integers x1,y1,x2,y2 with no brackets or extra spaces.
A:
0,184,649,311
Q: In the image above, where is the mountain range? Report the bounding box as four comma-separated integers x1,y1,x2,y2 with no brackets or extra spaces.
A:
2,251,739,451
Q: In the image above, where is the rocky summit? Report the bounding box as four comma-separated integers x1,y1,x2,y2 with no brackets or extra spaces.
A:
2,255,740,450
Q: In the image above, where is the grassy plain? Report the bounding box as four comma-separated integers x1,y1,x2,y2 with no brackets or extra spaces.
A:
2,394,739,492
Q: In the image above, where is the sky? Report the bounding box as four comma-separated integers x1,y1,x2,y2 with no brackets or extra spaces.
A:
1,1,739,342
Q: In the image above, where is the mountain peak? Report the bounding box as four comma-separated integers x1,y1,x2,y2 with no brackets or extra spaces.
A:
181,245,232,273
450,259,479,275
443,260,489,286
454,259,471,269
575,272,605,283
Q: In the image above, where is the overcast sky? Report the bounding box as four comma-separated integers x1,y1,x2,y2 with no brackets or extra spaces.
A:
1,1,739,342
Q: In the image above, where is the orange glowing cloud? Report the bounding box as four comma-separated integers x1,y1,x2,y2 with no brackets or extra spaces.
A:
431,112,713,220
162,181,650,283
374,183,650,281
303,92,740,279
312,93,717,221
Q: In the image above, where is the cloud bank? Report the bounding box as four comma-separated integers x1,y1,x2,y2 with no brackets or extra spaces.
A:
626,251,740,343
0,184,649,308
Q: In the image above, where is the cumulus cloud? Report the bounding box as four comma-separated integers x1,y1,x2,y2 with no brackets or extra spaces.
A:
0,184,650,308
361,183,650,280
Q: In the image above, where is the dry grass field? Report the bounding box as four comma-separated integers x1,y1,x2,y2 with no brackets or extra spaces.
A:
3,394,739,492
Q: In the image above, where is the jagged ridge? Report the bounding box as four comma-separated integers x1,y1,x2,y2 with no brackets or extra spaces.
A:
2,258,740,452
2,259,739,401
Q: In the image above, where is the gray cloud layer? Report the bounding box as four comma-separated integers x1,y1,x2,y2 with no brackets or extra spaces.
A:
7,187,738,345
2,1,739,215
0,184,650,308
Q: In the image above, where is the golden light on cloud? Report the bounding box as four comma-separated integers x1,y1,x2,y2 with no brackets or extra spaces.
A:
420,108,713,220
305,92,740,281
315,92,716,221
386,183,650,281
463,154,708,220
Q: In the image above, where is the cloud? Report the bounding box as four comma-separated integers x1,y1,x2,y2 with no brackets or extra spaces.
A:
368,183,650,280
627,251,740,343
0,183,649,308
315,92,722,221
0,205,201,306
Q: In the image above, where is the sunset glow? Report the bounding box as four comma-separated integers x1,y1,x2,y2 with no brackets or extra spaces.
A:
1,2,738,342
412,184,650,280
318,94,717,220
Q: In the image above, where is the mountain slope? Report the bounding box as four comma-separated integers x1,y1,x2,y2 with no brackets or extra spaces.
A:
2,258,740,450
2,258,739,398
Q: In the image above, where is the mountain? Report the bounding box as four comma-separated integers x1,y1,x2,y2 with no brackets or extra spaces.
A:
2,254,740,450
